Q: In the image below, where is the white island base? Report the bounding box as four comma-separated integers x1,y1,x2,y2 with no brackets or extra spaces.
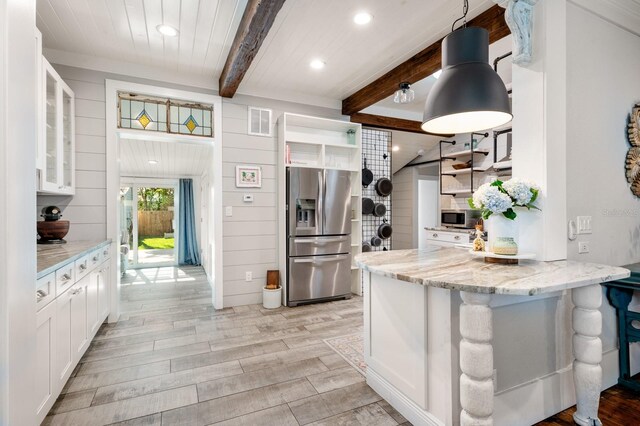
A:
357,248,629,426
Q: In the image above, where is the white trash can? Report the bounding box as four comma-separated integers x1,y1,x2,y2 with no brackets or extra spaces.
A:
262,287,282,309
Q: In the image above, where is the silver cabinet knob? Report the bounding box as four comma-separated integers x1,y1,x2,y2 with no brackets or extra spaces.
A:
79,263,87,270
454,235,460,240
432,233,438,238
61,273,71,281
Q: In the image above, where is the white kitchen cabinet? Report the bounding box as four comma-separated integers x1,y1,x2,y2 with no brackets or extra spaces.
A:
39,242,111,420
98,262,111,321
35,300,57,424
39,58,75,195
86,269,100,337
55,284,74,389
70,278,89,361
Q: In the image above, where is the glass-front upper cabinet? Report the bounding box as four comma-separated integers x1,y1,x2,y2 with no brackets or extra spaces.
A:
39,58,74,195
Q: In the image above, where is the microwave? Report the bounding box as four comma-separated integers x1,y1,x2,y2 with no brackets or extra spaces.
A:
441,209,481,229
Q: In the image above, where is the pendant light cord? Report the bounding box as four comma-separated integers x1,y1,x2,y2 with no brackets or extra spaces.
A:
451,0,469,32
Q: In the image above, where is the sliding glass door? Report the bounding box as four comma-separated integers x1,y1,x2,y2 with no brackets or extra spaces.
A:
120,181,179,269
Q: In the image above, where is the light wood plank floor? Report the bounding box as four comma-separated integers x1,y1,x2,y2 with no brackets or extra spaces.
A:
43,266,410,426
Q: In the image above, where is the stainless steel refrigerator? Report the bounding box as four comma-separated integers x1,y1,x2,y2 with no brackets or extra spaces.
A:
286,167,352,306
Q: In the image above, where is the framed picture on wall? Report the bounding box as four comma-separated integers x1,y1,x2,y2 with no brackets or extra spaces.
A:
235,165,262,188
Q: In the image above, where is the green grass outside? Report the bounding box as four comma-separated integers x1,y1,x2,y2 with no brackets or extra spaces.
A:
138,236,174,250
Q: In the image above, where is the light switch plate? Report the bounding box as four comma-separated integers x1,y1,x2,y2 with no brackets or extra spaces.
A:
243,194,253,202
245,271,252,282
577,216,592,234
225,206,233,217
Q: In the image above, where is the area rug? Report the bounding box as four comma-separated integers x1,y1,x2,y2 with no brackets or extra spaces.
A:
324,333,366,376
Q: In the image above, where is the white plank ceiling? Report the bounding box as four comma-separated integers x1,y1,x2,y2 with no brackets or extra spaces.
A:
36,0,496,108
119,138,212,178
37,0,248,89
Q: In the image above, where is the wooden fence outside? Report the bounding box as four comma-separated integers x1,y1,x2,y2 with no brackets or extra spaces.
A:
138,211,174,236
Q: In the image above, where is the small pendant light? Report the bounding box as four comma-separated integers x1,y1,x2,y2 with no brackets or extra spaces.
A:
422,0,512,134
393,82,415,104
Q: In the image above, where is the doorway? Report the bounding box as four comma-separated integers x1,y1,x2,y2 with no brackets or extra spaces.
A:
120,181,179,269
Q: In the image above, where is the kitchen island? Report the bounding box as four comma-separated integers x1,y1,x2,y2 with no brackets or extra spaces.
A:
355,247,629,426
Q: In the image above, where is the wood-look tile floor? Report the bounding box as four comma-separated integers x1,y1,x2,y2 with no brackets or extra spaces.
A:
43,266,410,426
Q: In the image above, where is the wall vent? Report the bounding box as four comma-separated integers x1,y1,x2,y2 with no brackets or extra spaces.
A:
248,107,272,137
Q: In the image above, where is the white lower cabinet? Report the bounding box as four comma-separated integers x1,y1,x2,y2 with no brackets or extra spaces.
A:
70,279,89,361
55,284,74,390
37,244,111,423
97,262,110,320
86,271,100,337
35,300,57,423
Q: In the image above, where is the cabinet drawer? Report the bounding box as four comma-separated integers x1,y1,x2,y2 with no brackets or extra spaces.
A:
426,231,467,244
88,249,102,269
75,255,91,281
36,272,56,310
55,264,75,296
101,244,111,260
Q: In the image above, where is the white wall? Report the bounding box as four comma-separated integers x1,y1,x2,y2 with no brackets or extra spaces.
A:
391,167,418,249
565,2,640,370
1,1,38,424
566,3,640,266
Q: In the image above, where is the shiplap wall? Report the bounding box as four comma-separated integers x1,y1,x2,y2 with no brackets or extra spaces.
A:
391,167,417,249
220,95,341,306
37,64,341,307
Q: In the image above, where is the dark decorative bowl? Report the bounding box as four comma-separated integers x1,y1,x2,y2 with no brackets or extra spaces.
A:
37,220,70,241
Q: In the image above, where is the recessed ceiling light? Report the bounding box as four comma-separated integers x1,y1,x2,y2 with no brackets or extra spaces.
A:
156,24,178,37
148,160,158,165
432,69,443,79
310,59,326,70
392,146,400,152
353,12,373,25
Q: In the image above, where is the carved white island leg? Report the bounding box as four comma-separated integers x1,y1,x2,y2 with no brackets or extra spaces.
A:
572,284,603,426
459,292,494,426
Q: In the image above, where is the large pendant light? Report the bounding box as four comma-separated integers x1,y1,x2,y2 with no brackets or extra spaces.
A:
422,2,512,134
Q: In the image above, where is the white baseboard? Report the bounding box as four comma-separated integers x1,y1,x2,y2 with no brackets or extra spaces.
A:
367,368,444,426
223,292,262,307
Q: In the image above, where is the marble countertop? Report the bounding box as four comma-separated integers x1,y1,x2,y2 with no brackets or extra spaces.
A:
425,227,474,235
355,247,630,296
37,239,112,279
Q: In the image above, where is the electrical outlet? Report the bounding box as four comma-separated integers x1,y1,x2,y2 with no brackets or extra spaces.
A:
225,206,233,217
245,271,252,282
577,216,592,234
578,241,590,254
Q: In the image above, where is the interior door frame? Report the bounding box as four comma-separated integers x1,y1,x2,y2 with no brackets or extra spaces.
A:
106,79,224,321
121,178,180,269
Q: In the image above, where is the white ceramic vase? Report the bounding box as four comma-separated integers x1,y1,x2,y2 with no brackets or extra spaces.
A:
486,213,518,253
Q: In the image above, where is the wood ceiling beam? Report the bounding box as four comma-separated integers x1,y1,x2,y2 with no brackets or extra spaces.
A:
219,0,286,98
350,113,453,137
341,5,510,116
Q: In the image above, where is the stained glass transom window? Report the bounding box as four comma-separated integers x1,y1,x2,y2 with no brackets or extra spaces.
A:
118,92,213,137
169,104,213,136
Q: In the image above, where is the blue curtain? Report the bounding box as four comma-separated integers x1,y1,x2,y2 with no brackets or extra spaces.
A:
178,179,201,265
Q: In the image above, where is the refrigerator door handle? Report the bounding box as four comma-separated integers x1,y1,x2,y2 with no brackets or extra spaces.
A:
292,254,350,264
317,169,324,235
293,236,349,244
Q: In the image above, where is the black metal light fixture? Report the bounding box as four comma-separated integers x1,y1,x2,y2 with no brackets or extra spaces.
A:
422,0,512,134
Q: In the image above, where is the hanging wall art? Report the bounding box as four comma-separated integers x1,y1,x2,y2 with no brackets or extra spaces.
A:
625,103,640,196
